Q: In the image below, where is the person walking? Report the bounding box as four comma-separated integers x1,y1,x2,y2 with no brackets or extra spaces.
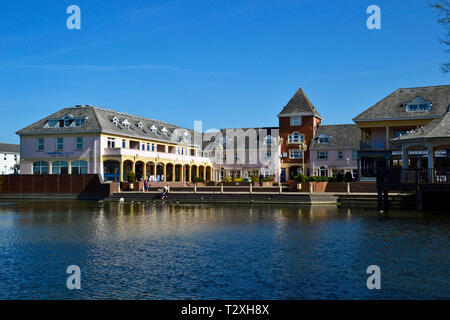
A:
144,179,148,192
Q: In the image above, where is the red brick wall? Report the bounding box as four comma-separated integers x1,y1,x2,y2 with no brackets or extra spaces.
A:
0,174,116,198
279,116,321,164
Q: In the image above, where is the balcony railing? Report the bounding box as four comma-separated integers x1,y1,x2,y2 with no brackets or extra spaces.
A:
377,168,450,185
103,148,211,164
360,141,386,150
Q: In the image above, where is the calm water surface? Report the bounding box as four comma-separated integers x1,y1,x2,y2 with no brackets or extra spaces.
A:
0,201,448,299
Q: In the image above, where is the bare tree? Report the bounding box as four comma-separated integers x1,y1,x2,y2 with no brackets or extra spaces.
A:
431,0,450,73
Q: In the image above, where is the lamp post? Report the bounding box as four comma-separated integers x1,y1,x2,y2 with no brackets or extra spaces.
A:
275,137,284,183
216,145,223,181
299,142,308,175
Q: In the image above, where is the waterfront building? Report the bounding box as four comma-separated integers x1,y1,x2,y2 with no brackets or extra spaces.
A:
202,127,282,182
309,124,358,178
0,143,20,175
391,104,450,172
278,88,322,181
353,85,450,180
16,105,213,182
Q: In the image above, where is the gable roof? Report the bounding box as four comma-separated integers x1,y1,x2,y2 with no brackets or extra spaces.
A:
278,87,322,119
16,105,199,146
353,85,450,122
310,124,358,150
0,143,20,153
391,105,450,142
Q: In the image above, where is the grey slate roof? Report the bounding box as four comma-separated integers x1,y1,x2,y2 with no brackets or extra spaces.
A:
0,143,20,153
202,127,278,151
391,106,450,142
310,124,358,150
353,85,450,122
278,87,322,119
16,105,198,146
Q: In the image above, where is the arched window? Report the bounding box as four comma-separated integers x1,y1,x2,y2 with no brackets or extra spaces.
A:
52,161,69,174
33,161,49,174
318,134,330,143
71,160,88,174
288,132,304,144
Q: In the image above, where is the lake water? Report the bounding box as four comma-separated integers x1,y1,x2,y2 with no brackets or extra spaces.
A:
0,200,448,299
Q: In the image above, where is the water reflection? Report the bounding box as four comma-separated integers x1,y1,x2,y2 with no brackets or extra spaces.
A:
0,201,449,299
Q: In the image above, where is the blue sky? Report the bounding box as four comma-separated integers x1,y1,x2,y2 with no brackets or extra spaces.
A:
0,0,448,143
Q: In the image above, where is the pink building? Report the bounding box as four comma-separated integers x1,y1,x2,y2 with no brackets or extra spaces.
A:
309,124,358,177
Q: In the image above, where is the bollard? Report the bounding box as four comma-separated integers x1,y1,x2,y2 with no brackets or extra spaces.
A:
167,185,170,193
347,182,350,195
221,183,224,194
309,183,313,194
249,183,252,194
194,183,197,194
279,184,282,194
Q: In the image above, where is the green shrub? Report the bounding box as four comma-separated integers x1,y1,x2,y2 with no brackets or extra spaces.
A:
327,176,338,182
127,171,136,183
262,176,274,182
344,172,353,182
294,174,306,183
221,177,232,183
250,175,259,183
193,176,205,183
233,177,243,183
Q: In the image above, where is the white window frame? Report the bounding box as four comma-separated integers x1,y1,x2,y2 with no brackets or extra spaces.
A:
56,137,64,151
318,134,329,143
75,137,83,151
37,138,45,152
290,117,302,126
289,149,303,159
318,151,328,160
288,132,304,144
107,137,116,149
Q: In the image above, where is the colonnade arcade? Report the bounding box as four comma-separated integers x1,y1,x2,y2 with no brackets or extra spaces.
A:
103,158,212,182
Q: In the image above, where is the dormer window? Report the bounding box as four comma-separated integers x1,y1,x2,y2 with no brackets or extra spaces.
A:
63,116,71,128
318,134,330,143
122,119,131,129
48,120,59,128
112,117,119,126
75,118,86,127
138,122,144,130
45,115,86,128
404,97,432,112
161,127,168,135
150,124,158,133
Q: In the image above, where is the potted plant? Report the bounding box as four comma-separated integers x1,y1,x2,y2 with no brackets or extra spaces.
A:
262,176,274,187
127,171,136,190
233,177,243,185
221,177,233,183
295,174,306,190
192,176,206,186
250,175,259,186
